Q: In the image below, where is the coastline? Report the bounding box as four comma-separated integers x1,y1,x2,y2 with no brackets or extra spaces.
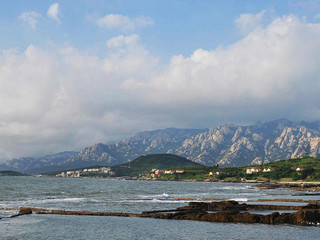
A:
255,182,320,192
34,174,320,191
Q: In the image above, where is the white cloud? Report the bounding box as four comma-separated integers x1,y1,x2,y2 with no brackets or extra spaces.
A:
19,11,42,29
235,10,266,35
97,14,154,32
47,3,60,23
106,34,140,48
2,14,320,162
125,15,320,121
295,0,320,10
0,39,158,160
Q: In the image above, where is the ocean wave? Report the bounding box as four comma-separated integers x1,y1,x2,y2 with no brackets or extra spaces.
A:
222,186,251,190
138,193,172,200
117,199,189,204
229,198,248,202
9,197,89,205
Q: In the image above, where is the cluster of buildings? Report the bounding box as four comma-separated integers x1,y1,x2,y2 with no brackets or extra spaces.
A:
291,167,304,172
208,171,222,176
246,166,305,174
150,169,185,177
57,167,114,178
246,167,275,174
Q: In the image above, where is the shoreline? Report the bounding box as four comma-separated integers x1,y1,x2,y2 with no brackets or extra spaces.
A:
255,182,320,192
10,175,320,192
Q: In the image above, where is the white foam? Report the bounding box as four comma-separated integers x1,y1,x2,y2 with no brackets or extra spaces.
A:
26,197,87,204
222,186,249,190
138,193,172,200
229,198,248,202
114,199,189,204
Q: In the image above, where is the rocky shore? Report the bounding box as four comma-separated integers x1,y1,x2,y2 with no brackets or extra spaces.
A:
141,201,320,225
255,182,320,192
4,200,320,226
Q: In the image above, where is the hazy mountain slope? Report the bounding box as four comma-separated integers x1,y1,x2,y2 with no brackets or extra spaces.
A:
63,128,206,166
0,151,78,173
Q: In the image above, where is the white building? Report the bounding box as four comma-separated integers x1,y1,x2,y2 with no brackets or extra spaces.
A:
246,168,261,174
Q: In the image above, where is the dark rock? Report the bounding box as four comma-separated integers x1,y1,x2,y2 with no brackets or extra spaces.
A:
290,210,320,225
180,200,247,212
19,208,33,215
302,204,320,209
143,200,320,225
10,207,33,218
15,200,320,226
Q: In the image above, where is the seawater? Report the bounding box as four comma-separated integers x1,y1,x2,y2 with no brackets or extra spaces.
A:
1,177,319,240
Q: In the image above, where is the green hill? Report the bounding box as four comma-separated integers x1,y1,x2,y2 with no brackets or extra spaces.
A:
210,156,320,181
137,156,320,182
262,156,320,170
249,156,320,181
111,154,203,177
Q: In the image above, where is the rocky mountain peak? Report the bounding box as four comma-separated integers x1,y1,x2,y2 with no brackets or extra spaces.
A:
3,119,320,173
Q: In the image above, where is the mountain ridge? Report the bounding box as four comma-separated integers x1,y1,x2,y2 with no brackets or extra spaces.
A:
2,119,320,173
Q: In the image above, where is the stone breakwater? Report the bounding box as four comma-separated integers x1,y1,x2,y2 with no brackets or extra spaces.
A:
141,201,320,225
3,200,320,226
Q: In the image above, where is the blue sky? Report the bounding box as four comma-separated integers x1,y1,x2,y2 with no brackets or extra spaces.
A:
2,0,320,59
1,0,320,161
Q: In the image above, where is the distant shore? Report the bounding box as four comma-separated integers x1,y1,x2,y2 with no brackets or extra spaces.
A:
26,174,320,192
121,177,320,192
255,181,320,192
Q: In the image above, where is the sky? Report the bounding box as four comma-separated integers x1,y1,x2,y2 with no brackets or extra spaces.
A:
1,0,320,162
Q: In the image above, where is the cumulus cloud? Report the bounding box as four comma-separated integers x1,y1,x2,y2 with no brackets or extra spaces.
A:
97,14,154,32
124,15,320,122
2,14,320,161
106,34,140,48
19,11,42,29
47,3,60,23
295,0,320,10
235,10,266,35
0,39,158,160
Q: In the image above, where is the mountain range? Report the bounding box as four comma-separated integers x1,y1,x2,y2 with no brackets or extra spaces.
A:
1,119,320,173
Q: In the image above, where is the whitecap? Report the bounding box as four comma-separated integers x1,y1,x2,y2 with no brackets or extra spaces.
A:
229,198,248,202
25,197,87,204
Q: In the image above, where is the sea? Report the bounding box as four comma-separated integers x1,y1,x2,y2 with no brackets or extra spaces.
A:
1,177,320,240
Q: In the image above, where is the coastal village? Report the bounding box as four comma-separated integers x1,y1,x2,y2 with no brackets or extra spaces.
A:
56,167,187,178
245,167,304,174
150,168,185,177
56,165,306,178
57,167,115,178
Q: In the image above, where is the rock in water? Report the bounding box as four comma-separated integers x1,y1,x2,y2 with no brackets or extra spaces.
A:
10,207,33,217
19,208,33,215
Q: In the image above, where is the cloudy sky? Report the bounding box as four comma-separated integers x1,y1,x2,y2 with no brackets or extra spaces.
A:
1,0,320,162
